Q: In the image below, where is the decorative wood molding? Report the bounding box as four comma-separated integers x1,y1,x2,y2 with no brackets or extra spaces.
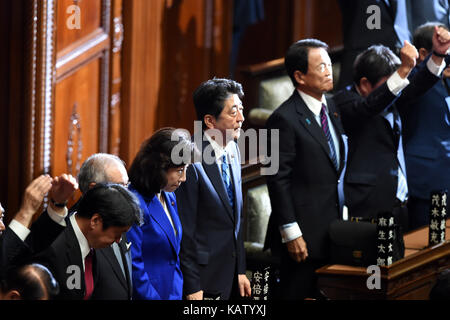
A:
99,0,112,153
112,16,124,53
56,28,109,80
66,103,83,175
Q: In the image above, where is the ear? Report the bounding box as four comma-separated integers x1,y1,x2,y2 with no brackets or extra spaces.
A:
293,70,305,86
203,115,216,130
418,48,429,63
357,77,373,98
90,213,103,230
5,290,21,300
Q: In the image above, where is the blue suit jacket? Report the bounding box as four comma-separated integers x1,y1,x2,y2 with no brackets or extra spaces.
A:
127,186,183,300
175,138,245,300
402,78,450,199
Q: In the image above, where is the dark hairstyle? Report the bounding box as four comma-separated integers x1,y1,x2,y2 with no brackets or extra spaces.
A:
1,263,59,300
193,78,244,130
76,183,141,229
285,38,329,86
353,45,400,86
128,127,197,197
413,22,448,52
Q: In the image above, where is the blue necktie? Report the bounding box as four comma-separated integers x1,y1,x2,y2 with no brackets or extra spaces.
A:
221,154,234,210
320,104,339,170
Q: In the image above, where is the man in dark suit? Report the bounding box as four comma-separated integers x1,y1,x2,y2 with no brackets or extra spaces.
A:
0,174,55,275
334,26,450,231
337,0,411,89
34,184,140,300
263,38,420,299
402,22,450,229
175,78,251,300
32,153,135,300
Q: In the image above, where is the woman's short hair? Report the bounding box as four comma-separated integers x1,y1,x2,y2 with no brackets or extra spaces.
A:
128,127,197,197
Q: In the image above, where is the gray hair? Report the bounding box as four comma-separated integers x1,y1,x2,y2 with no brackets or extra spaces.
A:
77,153,126,193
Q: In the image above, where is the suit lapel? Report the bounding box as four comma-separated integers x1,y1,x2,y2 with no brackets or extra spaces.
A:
64,221,86,296
97,246,128,292
163,192,182,252
201,139,235,222
327,97,346,174
294,92,335,167
147,195,178,254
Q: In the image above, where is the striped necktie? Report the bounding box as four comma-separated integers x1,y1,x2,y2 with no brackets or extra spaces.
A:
320,104,339,170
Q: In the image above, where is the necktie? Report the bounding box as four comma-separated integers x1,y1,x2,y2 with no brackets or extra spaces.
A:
392,109,408,202
84,249,94,300
320,104,339,170
221,154,234,210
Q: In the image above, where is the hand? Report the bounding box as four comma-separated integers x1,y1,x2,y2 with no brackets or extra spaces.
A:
238,274,252,297
49,174,78,204
14,174,53,228
432,26,450,56
186,290,203,300
286,236,308,263
397,40,418,79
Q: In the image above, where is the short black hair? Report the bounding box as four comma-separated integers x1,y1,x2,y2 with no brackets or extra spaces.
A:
353,45,400,86
193,78,244,130
285,38,329,86
413,22,448,52
129,127,197,197
76,183,141,229
1,263,59,300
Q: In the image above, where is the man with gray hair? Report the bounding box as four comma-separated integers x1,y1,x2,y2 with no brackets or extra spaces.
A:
36,153,134,299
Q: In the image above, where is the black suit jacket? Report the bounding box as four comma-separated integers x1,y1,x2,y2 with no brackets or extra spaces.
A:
334,59,440,219
337,0,405,88
0,228,31,278
30,208,132,300
264,91,346,260
34,219,92,300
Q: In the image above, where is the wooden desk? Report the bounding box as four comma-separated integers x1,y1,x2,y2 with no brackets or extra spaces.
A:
316,220,450,299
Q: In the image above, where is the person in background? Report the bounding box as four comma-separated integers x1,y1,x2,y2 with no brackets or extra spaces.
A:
0,263,59,300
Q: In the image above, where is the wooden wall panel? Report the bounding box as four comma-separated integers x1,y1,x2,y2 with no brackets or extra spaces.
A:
52,58,101,177
56,0,102,51
121,0,233,165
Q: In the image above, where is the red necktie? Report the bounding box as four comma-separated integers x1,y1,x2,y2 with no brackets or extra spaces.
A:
84,249,94,300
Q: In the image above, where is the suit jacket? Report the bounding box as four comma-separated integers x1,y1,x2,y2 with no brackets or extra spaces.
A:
68,200,133,300
175,138,245,300
337,0,409,88
29,208,133,300
0,228,31,278
34,219,94,300
334,59,441,218
264,91,346,260
402,78,450,200
127,188,183,300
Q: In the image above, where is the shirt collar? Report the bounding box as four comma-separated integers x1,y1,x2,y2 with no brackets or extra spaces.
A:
204,131,233,162
70,213,91,261
297,89,328,116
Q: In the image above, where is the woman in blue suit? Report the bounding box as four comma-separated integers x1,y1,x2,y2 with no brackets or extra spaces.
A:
127,128,195,300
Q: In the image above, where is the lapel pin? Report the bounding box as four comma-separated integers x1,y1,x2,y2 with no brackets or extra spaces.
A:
333,112,339,118
171,201,175,206
305,118,311,125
